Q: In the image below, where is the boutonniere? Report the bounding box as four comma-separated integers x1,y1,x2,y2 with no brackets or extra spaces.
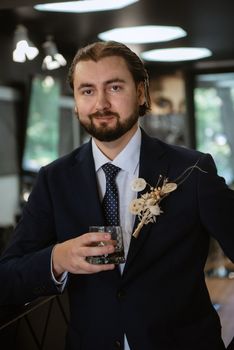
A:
129,161,206,238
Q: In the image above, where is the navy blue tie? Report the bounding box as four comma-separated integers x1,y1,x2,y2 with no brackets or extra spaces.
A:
102,163,121,226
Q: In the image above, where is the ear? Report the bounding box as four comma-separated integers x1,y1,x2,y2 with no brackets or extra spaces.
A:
137,82,146,106
74,106,80,120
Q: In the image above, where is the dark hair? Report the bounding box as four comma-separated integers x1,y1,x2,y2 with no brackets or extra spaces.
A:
68,41,151,116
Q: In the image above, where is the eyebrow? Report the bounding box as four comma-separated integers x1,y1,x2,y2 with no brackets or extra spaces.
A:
105,78,126,84
78,83,94,90
77,78,126,90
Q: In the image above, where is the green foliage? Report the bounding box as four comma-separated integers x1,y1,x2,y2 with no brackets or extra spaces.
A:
195,87,232,183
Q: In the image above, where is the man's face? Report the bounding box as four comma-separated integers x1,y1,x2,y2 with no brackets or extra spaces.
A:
73,56,145,142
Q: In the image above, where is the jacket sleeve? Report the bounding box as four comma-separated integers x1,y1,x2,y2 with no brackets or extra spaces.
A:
0,167,65,305
198,153,234,262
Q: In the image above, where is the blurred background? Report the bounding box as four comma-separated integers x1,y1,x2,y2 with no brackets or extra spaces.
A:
1,0,234,348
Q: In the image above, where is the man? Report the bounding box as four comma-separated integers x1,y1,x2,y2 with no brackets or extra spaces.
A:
1,41,234,350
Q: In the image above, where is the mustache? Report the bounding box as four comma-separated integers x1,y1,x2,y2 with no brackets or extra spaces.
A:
89,110,120,119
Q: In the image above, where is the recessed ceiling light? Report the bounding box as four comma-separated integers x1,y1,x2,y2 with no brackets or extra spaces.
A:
35,0,138,13
98,25,187,44
141,47,212,62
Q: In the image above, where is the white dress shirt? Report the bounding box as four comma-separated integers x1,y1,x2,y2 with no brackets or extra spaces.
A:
92,127,141,350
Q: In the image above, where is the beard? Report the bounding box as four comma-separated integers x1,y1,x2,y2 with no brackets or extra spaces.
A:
77,108,139,142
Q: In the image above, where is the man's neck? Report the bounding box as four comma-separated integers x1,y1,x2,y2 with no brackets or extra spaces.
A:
93,124,138,160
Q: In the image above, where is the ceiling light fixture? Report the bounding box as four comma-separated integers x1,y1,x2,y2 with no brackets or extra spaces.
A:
98,25,187,44
141,47,212,62
35,0,138,13
42,36,67,70
13,25,39,63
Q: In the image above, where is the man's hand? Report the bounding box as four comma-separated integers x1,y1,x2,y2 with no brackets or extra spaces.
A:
52,232,115,278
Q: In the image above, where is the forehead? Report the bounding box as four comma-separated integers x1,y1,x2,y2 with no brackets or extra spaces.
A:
152,76,185,100
73,56,133,84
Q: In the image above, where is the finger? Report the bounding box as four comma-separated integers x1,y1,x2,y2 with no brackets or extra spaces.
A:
79,232,112,246
97,239,117,247
66,252,116,274
70,254,115,273
79,243,115,258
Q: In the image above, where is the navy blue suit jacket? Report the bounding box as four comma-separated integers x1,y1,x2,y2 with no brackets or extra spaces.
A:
1,130,234,350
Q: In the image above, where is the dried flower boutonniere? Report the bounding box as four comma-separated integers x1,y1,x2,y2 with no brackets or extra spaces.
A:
129,162,206,238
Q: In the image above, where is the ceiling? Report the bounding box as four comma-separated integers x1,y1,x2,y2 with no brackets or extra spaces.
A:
0,0,234,68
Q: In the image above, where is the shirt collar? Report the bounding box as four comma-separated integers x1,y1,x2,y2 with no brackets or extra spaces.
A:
92,127,141,175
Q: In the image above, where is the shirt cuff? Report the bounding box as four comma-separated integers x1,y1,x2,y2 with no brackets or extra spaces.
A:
50,246,68,288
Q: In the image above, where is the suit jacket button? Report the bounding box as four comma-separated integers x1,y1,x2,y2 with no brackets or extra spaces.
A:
117,290,126,300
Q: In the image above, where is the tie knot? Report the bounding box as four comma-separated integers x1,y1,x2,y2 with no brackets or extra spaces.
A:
102,163,121,180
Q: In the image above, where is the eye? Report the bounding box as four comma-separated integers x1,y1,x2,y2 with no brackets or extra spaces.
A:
110,85,121,92
155,97,171,109
83,89,93,96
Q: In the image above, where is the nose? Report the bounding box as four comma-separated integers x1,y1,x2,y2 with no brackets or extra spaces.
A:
171,102,183,115
95,90,111,111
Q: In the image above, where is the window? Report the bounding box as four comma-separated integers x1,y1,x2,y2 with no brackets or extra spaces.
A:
194,72,234,185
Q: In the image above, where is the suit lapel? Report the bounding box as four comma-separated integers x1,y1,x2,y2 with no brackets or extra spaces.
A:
123,131,170,275
70,140,105,228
